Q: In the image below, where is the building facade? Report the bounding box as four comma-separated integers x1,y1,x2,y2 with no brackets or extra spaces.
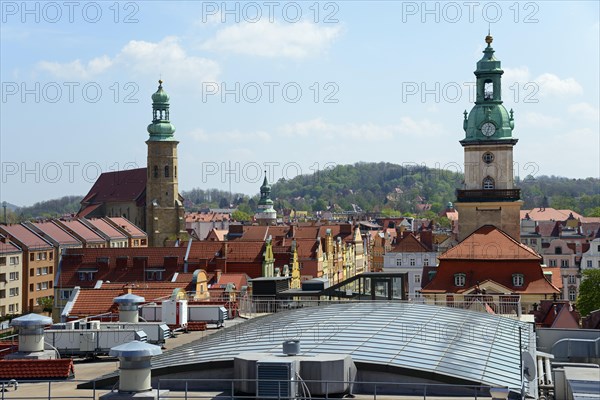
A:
0,235,22,316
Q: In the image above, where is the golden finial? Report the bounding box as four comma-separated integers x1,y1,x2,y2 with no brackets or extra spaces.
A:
485,24,493,45
158,79,163,85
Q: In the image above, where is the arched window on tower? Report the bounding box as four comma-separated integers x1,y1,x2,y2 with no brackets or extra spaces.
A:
483,176,495,190
484,80,494,100
164,165,170,178
174,166,177,178
153,165,158,178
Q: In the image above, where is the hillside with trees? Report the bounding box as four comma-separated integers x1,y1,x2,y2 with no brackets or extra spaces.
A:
3,163,599,221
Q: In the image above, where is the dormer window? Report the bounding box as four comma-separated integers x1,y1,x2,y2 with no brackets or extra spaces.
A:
512,274,524,287
554,246,562,255
483,176,495,190
454,273,466,287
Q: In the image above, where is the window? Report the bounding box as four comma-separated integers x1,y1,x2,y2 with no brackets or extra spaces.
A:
568,288,577,301
482,152,494,164
568,275,576,284
146,270,163,281
414,274,421,284
549,259,557,267
410,258,416,266
512,274,524,287
555,246,562,255
8,304,17,313
424,258,429,266
0,257,5,266
153,165,159,178
9,287,18,297
396,259,402,267
36,282,49,291
9,272,18,281
484,80,494,100
78,271,96,281
482,176,495,190
174,166,177,178
561,259,569,268
454,273,466,287
59,290,73,300
588,260,593,268
36,267,49,276
30,253,34,261
530,239,537,245
0,290,5,299
36,252,47,261
164,165,169,178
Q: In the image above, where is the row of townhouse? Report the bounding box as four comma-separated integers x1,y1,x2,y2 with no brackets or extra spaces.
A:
520,208,600,302
0,217,146,316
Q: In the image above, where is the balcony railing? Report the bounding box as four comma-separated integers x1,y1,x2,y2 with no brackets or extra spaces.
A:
456,189,520,202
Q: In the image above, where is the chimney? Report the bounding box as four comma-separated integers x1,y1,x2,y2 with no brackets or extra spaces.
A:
420,230,433,251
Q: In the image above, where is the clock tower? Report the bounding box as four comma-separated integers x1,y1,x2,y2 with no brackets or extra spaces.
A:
454,35,522,242
145,80,187,246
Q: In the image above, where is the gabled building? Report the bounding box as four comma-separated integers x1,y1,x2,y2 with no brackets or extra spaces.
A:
421,225,560,312
540,238,580,302
383,233,437,299
0,224,55,312
0,235,22,316
581,237,600,271
81,218,128,248
104,217,148,247
54,219,106,248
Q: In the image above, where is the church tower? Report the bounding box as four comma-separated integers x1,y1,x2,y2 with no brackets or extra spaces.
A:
255,173,277,226
145,80,186,246
454,35,522,242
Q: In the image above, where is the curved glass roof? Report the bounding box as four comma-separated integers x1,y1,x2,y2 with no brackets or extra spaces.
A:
151,302,533,391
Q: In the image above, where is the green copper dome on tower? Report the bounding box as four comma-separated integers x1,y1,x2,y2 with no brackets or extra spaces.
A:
462,35,516,144
147,80,176,141
258,173,274,207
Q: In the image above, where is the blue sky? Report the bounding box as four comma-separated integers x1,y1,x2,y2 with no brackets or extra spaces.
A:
1,1,599,206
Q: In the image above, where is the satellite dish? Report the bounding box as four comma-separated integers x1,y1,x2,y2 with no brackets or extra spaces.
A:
522,351,536,382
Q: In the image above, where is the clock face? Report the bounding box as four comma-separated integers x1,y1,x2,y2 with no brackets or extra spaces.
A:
481,122,496,137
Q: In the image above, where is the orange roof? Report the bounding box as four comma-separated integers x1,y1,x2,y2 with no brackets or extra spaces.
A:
0,359,74,380
0,224,53,250
217,273,249,289
389,234,430,253
85,218,127,240
0,235,21,254
541,267,563,290
440,225,541,261
521,208,582,221
30,221,81,246
106,217,146,238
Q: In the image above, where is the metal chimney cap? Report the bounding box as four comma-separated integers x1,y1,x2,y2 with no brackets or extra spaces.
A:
10,313,52,327
114,293,146,304
109,340,162,358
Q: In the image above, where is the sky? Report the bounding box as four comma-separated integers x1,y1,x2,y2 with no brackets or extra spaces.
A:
1,1,599,207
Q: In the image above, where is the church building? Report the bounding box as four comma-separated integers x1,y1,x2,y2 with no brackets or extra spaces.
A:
78,81,187,246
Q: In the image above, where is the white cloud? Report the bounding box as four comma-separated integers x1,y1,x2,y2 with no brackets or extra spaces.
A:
38,56,112,80
568,102,600,121
502,66,583,97
201,21,341,58
280,117,444,141
519,112,562,129
37,36,220,86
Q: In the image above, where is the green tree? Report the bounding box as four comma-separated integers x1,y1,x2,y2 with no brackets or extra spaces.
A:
232,210,252,222
576,269,600,317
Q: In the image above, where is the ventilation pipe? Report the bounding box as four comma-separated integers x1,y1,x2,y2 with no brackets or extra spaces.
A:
283,339,300,356
114,293,145,323
10,313,52,353
109,340,162,393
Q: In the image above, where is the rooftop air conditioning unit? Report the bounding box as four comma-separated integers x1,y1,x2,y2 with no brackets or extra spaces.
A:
256,359,298,399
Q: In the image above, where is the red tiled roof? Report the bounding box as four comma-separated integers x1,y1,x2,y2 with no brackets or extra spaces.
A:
79,168,147,208
85,218,127,240
422,226,559,295
0,224,53,250
57,220,106,243
0,235,21,254
106,217,146,238
521,208,582,222
69,284,184,317
217,273,249,289
186,212,231,223
440,225,541,261
0,359,74,380
541,267,563,290
389,234,431,253
30,221,81,246
77,203,102,218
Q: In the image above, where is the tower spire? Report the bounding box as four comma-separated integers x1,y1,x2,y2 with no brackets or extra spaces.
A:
147,79,176,141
